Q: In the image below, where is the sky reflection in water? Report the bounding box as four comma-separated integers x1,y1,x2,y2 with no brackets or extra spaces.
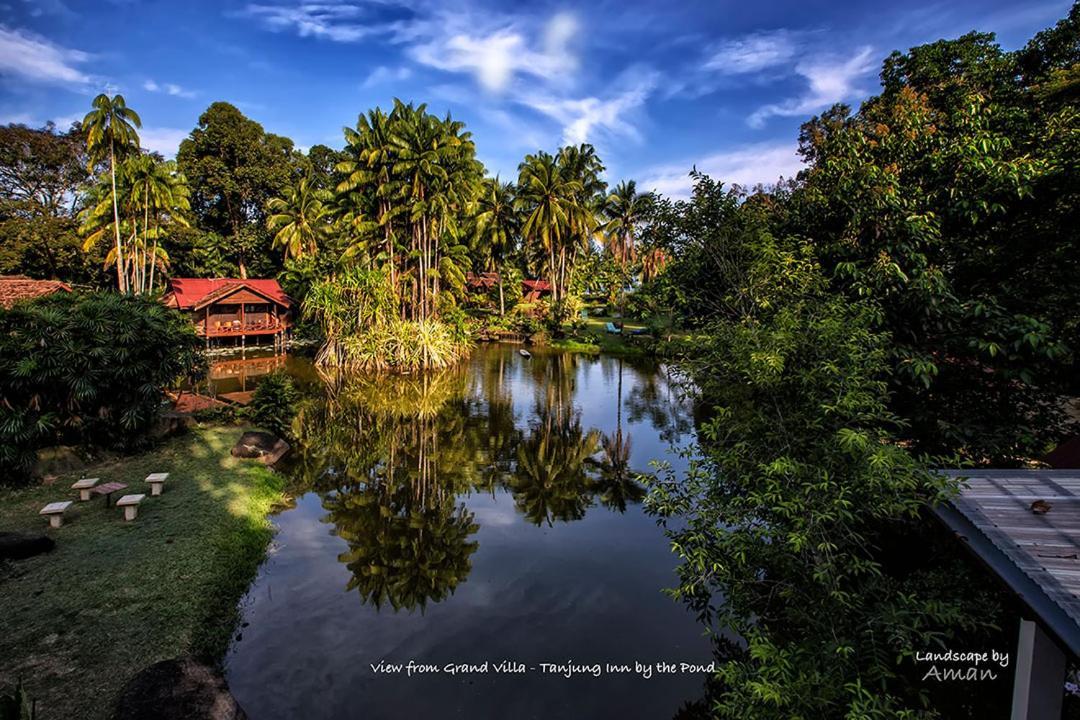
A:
225,345,714,719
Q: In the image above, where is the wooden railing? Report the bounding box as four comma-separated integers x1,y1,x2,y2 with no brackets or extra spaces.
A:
202,319,283,337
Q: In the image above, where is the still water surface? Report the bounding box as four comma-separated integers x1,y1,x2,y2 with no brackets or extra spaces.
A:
225,345,714,718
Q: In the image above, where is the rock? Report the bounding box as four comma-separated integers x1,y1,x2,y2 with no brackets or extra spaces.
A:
113,656,247,720
0,532,55,560
32,446,87,479
231,431,290,466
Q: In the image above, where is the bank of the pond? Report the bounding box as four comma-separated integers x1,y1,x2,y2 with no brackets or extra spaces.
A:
0,425,285,720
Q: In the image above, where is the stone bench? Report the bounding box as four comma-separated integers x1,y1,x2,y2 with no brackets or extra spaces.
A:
116,494,146,522
71,477,100,501
145,473,169,496
39,501,73,528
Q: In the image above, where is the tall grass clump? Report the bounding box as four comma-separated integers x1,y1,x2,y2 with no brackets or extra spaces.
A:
304,267,471,373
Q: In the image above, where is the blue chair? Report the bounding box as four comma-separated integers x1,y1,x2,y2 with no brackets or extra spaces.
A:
605,322,621,334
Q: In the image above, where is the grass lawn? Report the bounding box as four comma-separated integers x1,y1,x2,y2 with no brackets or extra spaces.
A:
550,315,655,356
0,424,284,720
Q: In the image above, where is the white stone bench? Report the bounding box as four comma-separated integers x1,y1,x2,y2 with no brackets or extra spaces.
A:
145,472,169,496
71,477,99,501
39,501,72,528
116,494,146,521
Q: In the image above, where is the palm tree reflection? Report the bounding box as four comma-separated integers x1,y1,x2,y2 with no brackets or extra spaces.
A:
287,346,683,611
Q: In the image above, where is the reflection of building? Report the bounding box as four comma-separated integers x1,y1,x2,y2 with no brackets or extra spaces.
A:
161,278,293,351
0,275,72,308
206,353,287,405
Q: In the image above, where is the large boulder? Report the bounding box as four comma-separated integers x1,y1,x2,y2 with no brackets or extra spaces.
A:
0,532,55,560
231,431,290,466
113,656,247,720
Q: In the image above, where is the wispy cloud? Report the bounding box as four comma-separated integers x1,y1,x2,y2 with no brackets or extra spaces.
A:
410,12,579,93
0,25,92,86
705,29,798,75
143,79,197,99
747,46,874,127
243,3,377,42
518,69,657,146
639,141,804,199
361,64,412,87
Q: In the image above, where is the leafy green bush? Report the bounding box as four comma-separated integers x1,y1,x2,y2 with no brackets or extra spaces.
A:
250,371,299,439
0,292,204,483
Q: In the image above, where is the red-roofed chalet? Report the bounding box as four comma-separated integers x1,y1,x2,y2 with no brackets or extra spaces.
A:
162,278,294,349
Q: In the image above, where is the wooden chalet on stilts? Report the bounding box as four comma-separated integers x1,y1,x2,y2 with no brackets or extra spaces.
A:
161,278,294,353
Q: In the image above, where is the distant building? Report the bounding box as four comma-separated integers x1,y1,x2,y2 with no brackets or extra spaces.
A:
161,278,294,351
0,275,72,308
465,271,500,290
521,279,552,302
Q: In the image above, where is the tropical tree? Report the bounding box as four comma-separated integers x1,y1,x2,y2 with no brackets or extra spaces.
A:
603,179,653,316
82,94,141,292
516,151,578,303
266,175,330,261
472,177,518,314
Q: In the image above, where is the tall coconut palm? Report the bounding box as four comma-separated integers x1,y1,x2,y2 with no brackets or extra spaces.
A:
603,180,652,269
603,180,653,317
517,151,579,303
82,94,141,293
339,108,400,284
473,178,518,315
267,175,330,261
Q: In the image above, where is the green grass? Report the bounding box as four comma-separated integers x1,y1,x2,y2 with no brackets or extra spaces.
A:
550,315,653,356
0,425,285,720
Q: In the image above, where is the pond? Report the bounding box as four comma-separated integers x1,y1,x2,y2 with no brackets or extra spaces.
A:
225,344,716,719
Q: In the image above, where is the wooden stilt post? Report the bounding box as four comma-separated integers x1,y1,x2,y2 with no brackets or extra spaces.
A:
1011,619,1065,720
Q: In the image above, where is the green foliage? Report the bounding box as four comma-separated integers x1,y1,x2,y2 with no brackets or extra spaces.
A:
305,266,472,372
177,102,305,278
649,224,1002,717
250,370,299,438
0,292,204,482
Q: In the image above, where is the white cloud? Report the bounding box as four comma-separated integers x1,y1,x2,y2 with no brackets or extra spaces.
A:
705,29,797,75
0,25,92,86
410,12,579,93
243,3,377,43
748,46,874,127
143,79,196,98
520,70,656,146
139,127,189,157
639,142,804,200
362,64,412,87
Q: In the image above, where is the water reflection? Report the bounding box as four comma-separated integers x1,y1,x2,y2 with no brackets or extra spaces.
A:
227,345,708,720
288,348,686,610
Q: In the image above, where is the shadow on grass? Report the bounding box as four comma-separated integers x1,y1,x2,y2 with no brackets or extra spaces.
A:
0,424,284,720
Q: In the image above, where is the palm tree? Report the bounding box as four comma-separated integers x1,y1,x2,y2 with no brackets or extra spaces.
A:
603,180,652,269
82,94,141,293
129,157,190,293
267,175,330,261
517,151,579,303
603,180,653,318
473,178,518,315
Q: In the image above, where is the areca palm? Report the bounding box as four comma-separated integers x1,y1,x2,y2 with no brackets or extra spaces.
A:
603,180,652,269
129,157,189,293
473,178,518,314
516,151,579,303
267,176,330,261
83,94,141,292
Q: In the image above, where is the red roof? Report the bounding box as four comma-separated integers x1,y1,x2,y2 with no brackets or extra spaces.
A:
522,279,552,291
163,278,293,310
0,275,72,308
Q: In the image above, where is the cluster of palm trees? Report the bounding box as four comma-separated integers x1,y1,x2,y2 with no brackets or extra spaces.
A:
266,101,660,324
80,94,190,294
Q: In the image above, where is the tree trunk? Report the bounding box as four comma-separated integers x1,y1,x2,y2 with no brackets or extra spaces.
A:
110,143,125,293
498,276,505,316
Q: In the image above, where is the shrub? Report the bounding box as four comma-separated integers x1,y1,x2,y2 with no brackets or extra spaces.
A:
0,292,204,483
250,370,299,439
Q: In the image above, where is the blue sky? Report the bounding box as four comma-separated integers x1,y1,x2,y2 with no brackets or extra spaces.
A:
0,0,1072,198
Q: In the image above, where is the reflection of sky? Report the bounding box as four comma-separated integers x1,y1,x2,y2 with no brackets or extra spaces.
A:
226,346,711,720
